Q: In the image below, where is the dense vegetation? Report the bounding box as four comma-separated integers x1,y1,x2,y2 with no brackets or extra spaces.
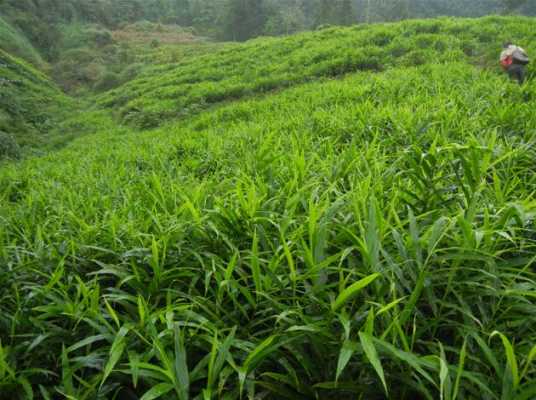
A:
1,13,536,399
0,48,73,156
0,16,43,67
98,16,535,128
1,0,535,50
51,22,209,94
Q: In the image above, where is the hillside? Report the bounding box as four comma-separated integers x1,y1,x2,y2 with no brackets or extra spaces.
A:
1,16,536,400
0,20,210,158
98,16,535,128
52,22,211,94
0,49,74,158
0,16,43,67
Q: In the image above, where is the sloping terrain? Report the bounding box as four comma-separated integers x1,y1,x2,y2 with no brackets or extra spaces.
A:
98,16,535,128
52,22,213,94
1,16,536,400
0,16,43,67
0,49,74,157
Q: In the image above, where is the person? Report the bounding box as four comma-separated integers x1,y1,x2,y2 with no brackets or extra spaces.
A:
500,42,530,85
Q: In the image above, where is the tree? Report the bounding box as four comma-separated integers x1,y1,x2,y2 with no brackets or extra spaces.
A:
336,0,356,25
223,0,266,41
264,0,307,35
502,0,530,13
390,0,410,20
113,0,145,24
316,0,332,26
174,0,193,25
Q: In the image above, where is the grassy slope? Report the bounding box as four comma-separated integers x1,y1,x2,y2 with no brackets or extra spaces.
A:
1,16,536,399
98,16,535,128
0,16,43,67
52,22,215,95
0,20,215,157
0,48,76,154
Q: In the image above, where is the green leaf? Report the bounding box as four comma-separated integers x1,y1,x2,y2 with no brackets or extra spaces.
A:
19,377,33,400
398,268,426,327
250,229,262,300
364,307,375,335
377,297,406,316
224,252,239,282
101,325,130,387
359,332,388,395
426,217,449,259
67,334,107,353
61,345,74,396
470,332,501,377
336,340,358,382
104,298,120,329
364,197,381,271
128,352,141,388
373,337,436,386
408,208,422,267
207,327,235,391
520,345,536,382
491,331,519,389
243,335,278,373
281,234,296,283
38,385,52,400
452,338,466,400
137,295,146,325
173,324,190,400
140,383,175,400
239,335,280,394
438,342,452,400
332,273,380,311
515,382,536,400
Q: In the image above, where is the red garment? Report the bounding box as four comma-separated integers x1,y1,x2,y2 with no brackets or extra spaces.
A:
501,55,513,70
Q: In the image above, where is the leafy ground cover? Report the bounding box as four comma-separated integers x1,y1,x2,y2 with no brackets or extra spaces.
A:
0,49,74,157
0,16,43,67
2,57,536,398
2,15,536,400
97,16,536,128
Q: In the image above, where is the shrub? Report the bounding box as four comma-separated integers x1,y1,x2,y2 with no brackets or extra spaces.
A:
370,31,394,47
415,34,436,49
0,17,44,67
0,131,21,159
119,62,144,84
62,24,114,48
93,71,121,92
90,28,113,47
389,39,411,58
61,47,99,64
316,24,333,31
401,49,429,67
414,21,442,34
53,47,105,91
461,40,477,56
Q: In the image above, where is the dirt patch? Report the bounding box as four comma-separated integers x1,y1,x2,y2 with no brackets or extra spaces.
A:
112,24,201,45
